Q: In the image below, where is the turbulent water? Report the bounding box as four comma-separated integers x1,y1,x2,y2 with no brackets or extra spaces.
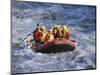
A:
11,0,96,74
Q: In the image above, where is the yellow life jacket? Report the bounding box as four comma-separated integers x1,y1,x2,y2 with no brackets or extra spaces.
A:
46,33,54,42
40,31,46,42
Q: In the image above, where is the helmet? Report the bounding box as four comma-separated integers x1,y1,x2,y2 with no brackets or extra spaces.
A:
48,29,52,33
58,25,61,27
56,25,61,30
54,24,58,28
39,26,46,31
63,25,67,28
63,25,68,32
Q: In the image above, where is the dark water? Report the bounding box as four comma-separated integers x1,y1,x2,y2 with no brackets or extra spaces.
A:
11,0,96,74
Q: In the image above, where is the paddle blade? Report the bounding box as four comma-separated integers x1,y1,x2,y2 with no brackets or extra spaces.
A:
28,44,33,49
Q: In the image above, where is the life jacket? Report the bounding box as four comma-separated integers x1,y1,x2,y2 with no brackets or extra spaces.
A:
66,32,70,40
45,33,54,42
53,29,57,39
62,29,70,40
33,28,38,40
39,31,46,42
53,29,62,39
57,30,63,38
33,30,41,43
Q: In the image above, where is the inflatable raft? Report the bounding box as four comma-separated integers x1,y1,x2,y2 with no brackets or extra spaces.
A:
32,38,76,53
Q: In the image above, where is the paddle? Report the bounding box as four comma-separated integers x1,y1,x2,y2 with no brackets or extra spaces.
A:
16,33,32,48
27,43,37,49
16,24,40,48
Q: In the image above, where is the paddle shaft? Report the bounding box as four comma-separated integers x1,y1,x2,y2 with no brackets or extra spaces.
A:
18,24,40,47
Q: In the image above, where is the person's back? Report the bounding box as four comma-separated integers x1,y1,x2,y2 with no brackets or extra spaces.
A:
45,29,54,42
62,25,70,40
53,25,62,38
34,30,41,43
54,25,63,38
33,24,40,43
53,25,58,39
40,31,46,42
33,25,46,43
57,26,63,38
38,26,46,43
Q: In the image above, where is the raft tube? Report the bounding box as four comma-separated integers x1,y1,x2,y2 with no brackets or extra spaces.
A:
33,38,76,53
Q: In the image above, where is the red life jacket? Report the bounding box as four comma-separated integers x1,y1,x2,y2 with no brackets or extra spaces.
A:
45,33,54,42
66,32,70,40
34,30,41,42
45,33,52,42
45,34,49,42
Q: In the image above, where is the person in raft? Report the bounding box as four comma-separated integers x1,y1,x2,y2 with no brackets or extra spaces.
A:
56,25,63,38
34,25,46,43
52,25,58,39
45,29,54,42
53,25,63,38
62,25,70,40
28,24,40,43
